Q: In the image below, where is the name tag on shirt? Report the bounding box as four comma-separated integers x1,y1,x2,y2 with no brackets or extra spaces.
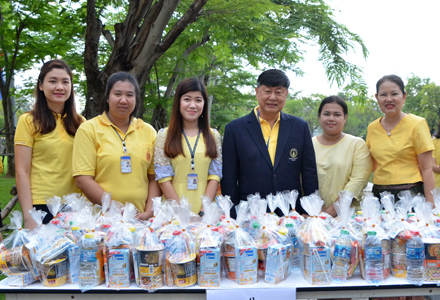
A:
187,173,198,190
121,156,132,173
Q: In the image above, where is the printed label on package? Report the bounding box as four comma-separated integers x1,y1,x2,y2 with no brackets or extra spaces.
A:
334,244,351,259
365,246,382,260
407,247,425,260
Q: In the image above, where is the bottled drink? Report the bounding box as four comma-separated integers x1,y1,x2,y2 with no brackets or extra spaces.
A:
364,231,384,284
79,233,101,291
331,229,351,283
286,223,300,271
406,231,424,286
71,226,83,244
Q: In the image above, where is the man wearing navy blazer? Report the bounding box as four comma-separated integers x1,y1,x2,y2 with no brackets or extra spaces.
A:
221,69,318,217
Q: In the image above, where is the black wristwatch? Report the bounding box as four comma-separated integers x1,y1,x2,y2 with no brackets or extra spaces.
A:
198,211,204,217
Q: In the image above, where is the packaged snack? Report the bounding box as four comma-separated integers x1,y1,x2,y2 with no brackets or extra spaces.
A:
224,201,258,285
297,192,331,285
166,204,197,287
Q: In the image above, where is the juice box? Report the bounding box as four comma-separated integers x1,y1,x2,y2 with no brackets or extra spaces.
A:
235,246,257,285
8,271,37,286
107,248,130,288
303,245,330,285
198,247,221,287
67,245,80,283
265,244,291,284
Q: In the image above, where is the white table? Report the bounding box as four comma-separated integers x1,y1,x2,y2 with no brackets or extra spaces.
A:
1,271,440,300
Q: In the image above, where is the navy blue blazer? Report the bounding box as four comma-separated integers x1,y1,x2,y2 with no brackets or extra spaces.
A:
221,110,319,217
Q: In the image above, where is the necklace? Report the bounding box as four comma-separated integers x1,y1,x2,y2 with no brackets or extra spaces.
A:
381,113,404,137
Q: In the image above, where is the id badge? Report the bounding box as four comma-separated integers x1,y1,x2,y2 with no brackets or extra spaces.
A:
121,156,132,173
187,173,198,190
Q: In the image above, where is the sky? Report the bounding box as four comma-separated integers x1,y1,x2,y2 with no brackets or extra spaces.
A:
290,0,440,99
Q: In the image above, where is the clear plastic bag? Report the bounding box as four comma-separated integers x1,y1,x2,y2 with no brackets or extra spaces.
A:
223,201,258,285
165,203,197,287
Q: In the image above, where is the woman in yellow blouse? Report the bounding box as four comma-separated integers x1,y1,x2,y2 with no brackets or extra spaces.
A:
15,60,84,229
154,78,222,214
432,123,440,187
312,96,372,216
73,72,161,220
366,75,435,203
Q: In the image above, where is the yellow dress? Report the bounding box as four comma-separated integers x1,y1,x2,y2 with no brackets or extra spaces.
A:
154,128,222,213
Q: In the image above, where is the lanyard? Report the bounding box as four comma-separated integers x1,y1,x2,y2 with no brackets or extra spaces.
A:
257,109,273,149
182,130,201,172
112,126,128,155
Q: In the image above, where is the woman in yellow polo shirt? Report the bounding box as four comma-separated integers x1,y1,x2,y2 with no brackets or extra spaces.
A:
366,75,435,203
15,59,84,229
72,72,161,219
154,78,222,214
312,96,372,216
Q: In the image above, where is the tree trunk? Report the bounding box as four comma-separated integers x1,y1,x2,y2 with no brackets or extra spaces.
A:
151,104,167,130
1,94,15,176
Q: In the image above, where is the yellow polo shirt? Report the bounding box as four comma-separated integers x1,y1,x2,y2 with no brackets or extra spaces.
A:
366,114,434,185
432,137,440,187
15,113,83,205
72,112,156,212
254,106,280,165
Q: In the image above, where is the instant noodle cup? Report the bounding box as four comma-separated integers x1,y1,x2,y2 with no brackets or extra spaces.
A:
0,245,33,274
39,255,68,287
136,248,164,289
169,253,197,287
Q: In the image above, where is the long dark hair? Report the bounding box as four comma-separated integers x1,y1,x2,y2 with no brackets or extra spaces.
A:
164,78,217,159
101,72,140,118
318,95,348,116
31,59,83,135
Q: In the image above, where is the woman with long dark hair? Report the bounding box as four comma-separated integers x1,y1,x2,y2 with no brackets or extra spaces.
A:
154,78,222,214
15,59,84,229
72,72,161,220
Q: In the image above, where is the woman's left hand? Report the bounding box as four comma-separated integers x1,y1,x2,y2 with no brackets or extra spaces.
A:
136,211,153,221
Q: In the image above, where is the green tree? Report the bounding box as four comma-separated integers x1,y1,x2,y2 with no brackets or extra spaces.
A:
0,0,83,175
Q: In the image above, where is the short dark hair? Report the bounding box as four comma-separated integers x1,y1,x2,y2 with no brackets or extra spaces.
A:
376,75,406,95
318,95,348,116
102,72,140,118
257,69,290,88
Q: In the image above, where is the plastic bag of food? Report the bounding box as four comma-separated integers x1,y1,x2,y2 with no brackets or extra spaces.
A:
217,195,236,234
330,191,359,282
103,202,138,289
415,200,440,282
34,223,75,287
45,195,67,229
284,190,304,226
265,193,280,226
359,193,390,281
384,191,415,278
133,223,165,290
76,206,105,292
0,211,39,285
165,204,197,287
223,201,258,285
195,198,223,287
297,192,331,285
